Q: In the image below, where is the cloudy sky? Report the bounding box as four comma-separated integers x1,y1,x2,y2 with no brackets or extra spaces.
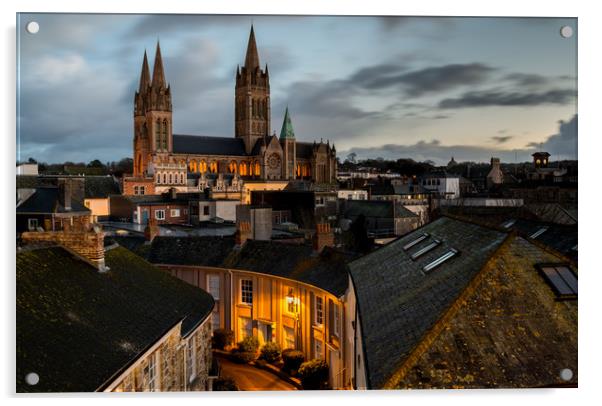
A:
16,14,577,165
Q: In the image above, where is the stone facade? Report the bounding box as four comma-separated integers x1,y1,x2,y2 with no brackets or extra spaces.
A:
127,26,337,195
105,317,213,392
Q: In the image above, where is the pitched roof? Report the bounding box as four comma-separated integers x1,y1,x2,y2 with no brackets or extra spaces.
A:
16,187,90,214
343,200,417,219
84,176,121,198
17,246,214,392
172,134,247,156
148,235,237,267
147,236,354,296
395,236,577,389
223,241,353,296
348,217,507,388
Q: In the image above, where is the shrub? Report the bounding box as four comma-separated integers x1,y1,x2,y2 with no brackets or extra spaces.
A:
259,342,281,364
281,349,305,374
298,359,329,390
213,377,238,391
230,348,256,364
212,329,234,350
238,336,260,353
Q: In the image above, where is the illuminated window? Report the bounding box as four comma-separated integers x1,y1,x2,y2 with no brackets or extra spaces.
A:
143,352,157,391
314,296,324,325
170,209,180,217
241,279,253,305
207,275,220,299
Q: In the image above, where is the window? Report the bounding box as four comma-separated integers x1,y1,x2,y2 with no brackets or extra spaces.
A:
187,335,197,383
207,275,220,299
530,227,549,239
134,186,139,195
314,296,324,326
537,264,578,299
139,186,145,195
143,353,157,391
27,218,38,231
241,279,253,305
423,248,459,273
314,339,323,359
170,209,180,217
333,303,341,337
203,206,210,216
238,317,252,339
155,210,165,220
403,233,429,251
284,326,295,349
410,239,441,260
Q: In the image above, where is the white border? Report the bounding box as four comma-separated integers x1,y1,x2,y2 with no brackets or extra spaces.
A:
3,1,600,406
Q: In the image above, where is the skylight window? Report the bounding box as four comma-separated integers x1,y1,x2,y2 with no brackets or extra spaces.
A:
530,226,549,239
501,219,516,229
423,249,459,273
410,239,441,260
537,264,577,299
403,233,429,251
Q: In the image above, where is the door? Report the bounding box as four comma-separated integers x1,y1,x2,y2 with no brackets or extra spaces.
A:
141,209,149,225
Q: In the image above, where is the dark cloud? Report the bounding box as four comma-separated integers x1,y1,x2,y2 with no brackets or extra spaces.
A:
128,14,250,38
504,72,549,87
491,135,513,144
351,62,495,96
531,114,577,160
439,89,576,108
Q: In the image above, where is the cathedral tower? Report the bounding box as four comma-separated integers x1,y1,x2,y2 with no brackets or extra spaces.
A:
133,42,173,176
235,26,271,154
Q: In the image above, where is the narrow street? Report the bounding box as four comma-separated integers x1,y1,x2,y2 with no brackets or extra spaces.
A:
217,357,297,391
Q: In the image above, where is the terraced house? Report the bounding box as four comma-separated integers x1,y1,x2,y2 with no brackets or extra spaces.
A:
17,223,216,392
146,222,355,389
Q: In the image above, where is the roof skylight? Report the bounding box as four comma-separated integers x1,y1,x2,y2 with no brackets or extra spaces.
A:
410,239,441,260
530,227,549,239
423,249,459,273
403,233,429,251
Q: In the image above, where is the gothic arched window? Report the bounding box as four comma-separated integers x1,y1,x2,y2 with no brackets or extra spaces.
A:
199,160,207,173
210,161,218,173
189,160,197,173
162,120,168,151
155,119,161,150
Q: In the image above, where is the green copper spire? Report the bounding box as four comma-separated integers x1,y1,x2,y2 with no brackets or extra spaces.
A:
279,106,295,139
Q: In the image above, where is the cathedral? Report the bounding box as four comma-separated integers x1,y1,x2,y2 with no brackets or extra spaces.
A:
126,26,337,196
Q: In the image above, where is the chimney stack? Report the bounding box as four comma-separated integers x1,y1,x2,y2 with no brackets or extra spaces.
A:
235,221,252,247
313,222,335,253
144,216,160,242
58,179,73,211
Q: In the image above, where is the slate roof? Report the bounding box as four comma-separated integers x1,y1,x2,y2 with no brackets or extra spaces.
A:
172,134,247,156
348,217,507,388
343,200,417,219
17,175,120,199
147,236,354,296
508,218,577,261
16,246,214,392
295,142,314,159
222,241,353,296
84,176,121,198
250,135,278,155
149,236,237,267
16,187,90,214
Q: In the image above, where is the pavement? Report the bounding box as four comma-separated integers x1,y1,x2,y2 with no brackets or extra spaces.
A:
218,357,297,391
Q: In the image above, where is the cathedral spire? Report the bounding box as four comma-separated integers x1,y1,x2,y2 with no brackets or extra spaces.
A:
151,40,166,89
280,106,295,139
138,50,151,93
244,25,260,70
